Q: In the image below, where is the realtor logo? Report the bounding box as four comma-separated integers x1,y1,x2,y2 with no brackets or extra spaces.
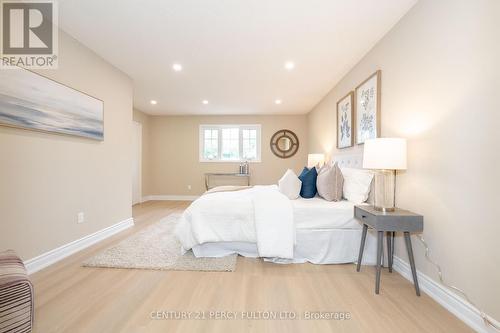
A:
1,0,58,68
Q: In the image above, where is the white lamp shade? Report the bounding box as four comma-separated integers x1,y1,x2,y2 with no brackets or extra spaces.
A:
307,153,325,168
363,138,407,170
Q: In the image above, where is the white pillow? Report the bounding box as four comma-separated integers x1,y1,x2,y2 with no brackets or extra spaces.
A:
340,167,374,204
278,169,302,199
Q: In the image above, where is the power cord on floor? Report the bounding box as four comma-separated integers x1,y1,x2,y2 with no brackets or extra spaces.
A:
417,235,500,332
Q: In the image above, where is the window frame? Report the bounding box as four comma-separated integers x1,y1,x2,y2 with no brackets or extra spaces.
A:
199,124,262,163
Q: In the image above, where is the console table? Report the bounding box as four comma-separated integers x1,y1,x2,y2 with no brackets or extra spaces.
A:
204,173,250,190
354,205,424,296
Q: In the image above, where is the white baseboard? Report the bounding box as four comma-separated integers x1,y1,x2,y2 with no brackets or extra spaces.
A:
142,195,199,202
24,217,134,275
393,256,499,333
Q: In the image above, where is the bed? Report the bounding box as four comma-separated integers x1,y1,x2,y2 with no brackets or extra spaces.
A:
175,154,381,265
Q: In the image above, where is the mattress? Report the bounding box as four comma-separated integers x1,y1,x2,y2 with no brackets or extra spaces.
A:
292,197,365,230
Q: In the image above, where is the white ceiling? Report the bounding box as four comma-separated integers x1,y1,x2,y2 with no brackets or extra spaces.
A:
59,0,416,115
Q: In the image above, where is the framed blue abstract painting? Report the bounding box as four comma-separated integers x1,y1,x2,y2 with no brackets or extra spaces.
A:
0,67,104,140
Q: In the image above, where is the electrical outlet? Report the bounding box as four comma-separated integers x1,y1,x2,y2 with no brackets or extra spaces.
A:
77,212,85,224
187,185,191,190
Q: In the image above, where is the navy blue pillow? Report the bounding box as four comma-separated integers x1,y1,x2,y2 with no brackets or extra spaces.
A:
298,167,318,198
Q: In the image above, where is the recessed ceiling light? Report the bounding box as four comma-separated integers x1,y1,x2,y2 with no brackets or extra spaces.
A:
275,99,282,105
202,100,209,105
284,61,295,70
150,100,157,105
172,63,183,71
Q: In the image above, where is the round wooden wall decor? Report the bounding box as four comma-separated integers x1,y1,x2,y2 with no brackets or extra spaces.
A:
270,129,299,159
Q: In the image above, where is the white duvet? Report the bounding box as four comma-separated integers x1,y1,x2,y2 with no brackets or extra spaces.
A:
175,185,295,259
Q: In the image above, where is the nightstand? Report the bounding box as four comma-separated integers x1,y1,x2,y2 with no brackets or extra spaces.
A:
354,205,424,296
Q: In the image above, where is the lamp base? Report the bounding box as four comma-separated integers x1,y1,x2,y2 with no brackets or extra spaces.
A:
373,169,396,213
374,205,395,213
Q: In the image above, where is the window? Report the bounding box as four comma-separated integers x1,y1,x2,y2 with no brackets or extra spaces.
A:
199,124,261,162
242,128,257,160
203,128,218,160
221,127,239,160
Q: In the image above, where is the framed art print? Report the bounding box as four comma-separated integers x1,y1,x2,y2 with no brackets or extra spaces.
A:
0,67,104,140
355,70,381,144
336,92,353,149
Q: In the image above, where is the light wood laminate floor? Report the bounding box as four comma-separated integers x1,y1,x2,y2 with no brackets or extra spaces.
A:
31,201,472,333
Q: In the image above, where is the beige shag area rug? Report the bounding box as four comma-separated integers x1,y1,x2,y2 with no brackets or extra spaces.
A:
82,213,237,272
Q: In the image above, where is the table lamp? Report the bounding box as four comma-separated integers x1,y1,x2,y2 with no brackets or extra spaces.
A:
307,153,325,169
362,138,407,212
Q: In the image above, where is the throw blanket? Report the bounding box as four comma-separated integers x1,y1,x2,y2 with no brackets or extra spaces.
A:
175,185,295,259
253,188,294,258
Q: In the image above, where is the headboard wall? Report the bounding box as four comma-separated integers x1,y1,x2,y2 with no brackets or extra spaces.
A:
331,154,363,169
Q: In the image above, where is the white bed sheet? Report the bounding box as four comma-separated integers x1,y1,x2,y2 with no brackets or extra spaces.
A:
292,197,364,230
191,197,383,265
180,189,384,265
192,228,382,265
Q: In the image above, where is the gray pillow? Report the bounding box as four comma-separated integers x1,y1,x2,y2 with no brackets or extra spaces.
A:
317,162,344,201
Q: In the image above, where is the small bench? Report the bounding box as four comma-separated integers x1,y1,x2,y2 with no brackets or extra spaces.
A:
0,250,34,333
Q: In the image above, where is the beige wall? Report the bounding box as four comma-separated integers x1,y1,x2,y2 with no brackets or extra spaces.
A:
133,109,151,196
308,0,500,319
147,115,308,196
0,31,134,261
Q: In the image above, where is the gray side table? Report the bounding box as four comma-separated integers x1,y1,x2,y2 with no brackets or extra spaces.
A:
354,205,424,296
